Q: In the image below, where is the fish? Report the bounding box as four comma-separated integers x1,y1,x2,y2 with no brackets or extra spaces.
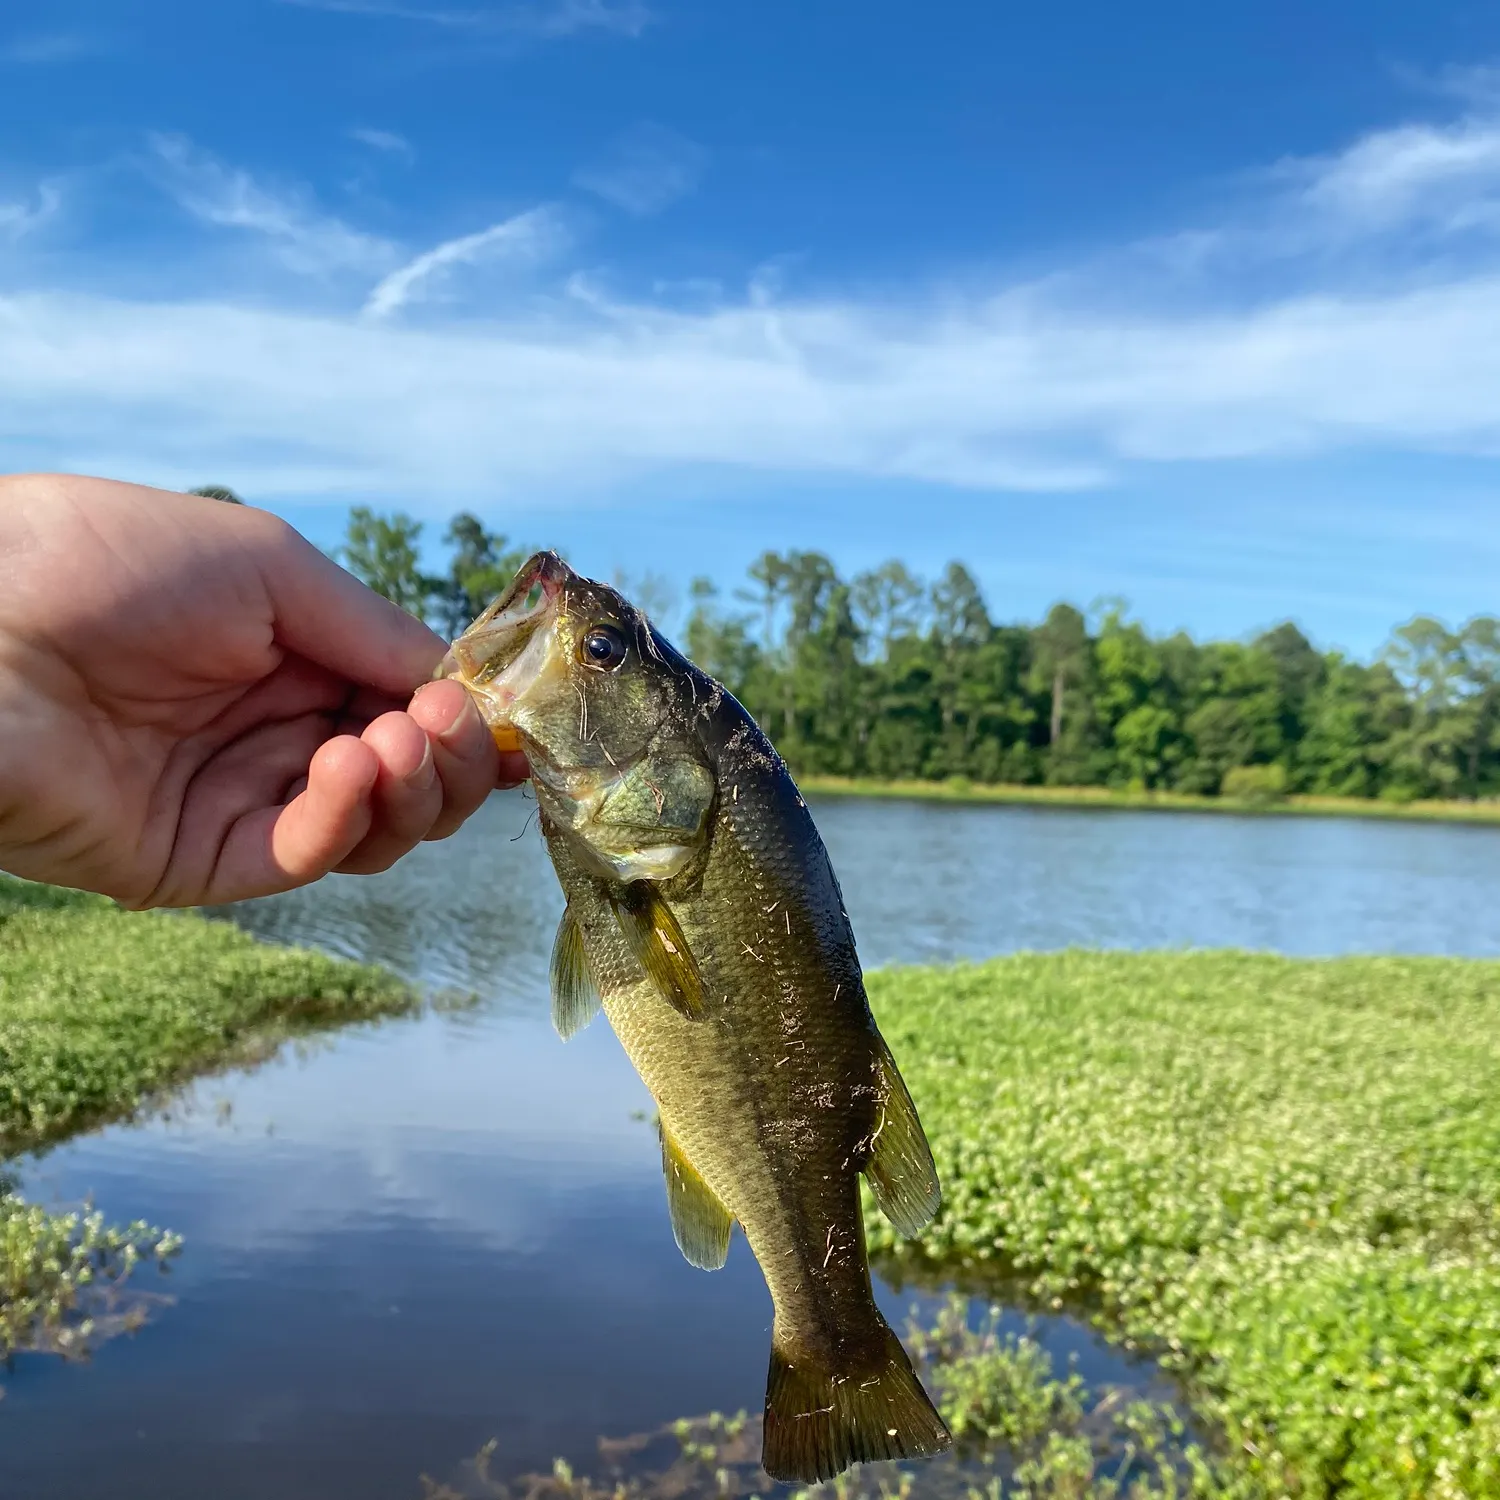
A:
438,551,951,1484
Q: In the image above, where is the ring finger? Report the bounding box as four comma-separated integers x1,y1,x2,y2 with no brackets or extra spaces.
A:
334,710,443,874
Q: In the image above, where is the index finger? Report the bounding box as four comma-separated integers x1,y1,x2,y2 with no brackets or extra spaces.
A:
241,508,448,697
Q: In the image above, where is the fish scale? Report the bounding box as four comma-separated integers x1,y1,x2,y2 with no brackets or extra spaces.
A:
443,551,950,1483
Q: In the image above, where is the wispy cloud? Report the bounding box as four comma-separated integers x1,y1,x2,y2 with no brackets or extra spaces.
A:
1289,116,1500,237
574,124,706,216
0,183,61,240
10,260,1500,501
276,0,651,38
0,31,99,65
8,94,1500,504
364,206,567,317
1129,103,1500,283
147,134,394,276
349,127,415,160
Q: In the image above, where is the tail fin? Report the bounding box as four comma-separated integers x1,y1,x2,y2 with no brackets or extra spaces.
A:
762,1324,951,1483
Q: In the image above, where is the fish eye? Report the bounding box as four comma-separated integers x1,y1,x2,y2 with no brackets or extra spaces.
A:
579,624,629,671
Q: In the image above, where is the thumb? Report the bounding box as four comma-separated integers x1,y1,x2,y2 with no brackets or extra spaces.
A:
245,510,447,694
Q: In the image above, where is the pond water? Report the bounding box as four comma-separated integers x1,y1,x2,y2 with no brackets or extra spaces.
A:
5,796,1500,1500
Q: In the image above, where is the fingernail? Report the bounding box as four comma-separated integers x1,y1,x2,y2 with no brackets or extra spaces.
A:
438,695,480,749
404,740,437,791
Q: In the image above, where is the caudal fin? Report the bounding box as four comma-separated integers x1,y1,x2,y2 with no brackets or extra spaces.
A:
761,1324,951,1483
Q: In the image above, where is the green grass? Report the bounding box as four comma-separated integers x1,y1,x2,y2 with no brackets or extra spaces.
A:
0,875,416,1358
861,952,1500,1499
801,775,1500,826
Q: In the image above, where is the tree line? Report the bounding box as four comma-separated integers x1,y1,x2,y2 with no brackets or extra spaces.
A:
317,502,1500,804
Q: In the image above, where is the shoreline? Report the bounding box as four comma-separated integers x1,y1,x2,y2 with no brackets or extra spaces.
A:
798,774,1500,826
0,878,417,1360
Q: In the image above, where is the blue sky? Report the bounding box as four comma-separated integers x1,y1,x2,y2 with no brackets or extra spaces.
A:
4,2,1500,654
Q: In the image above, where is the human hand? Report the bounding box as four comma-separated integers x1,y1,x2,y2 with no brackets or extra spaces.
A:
0,474,528,907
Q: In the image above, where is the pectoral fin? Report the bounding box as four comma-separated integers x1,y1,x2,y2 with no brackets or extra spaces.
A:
549,906,602,1041
608,883,706,1020
863,1038,941,1236
660,1119,733,1270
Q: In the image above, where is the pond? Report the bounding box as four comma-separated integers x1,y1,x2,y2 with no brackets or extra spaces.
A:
5,796,1500,1499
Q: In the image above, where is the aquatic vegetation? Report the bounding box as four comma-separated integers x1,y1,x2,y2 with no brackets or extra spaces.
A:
0,1195,181,1360
436,950,1500,1498
420,1298,1207,1500
0,874,416,1359
865,952,1500,1498
0,877,413,1152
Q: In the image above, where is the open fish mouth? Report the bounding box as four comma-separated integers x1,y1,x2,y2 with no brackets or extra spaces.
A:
435,551,573,744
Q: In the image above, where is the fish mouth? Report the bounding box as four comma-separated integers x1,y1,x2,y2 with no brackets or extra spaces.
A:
435,551,574,729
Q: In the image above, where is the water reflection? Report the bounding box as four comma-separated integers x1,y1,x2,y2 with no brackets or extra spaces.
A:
217,794,1500,1005
6,795,1500,1499
207,792,563,1003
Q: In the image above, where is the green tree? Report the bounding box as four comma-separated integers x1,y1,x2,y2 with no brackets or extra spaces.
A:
1092,603,1184,788
1177,642,1284,794
684,578,759,701
1030,602,1088,752
1113,704,1179,789
612,569,679,629
1255,622,1324,777
1458,617,1500,796
851,561,924,661
362,510,1496,804
187,484,243,503
739,551,793,654
1381,617,1469,798
930,562,990,650
340,507,430,618
429,513,529,637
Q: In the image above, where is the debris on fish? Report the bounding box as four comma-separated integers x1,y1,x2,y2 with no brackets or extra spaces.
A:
441,551,951,1483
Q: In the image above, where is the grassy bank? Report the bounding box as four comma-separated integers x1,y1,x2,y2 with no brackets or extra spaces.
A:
0,876,415,1358
801,774,1500,826
860,952,1500,1499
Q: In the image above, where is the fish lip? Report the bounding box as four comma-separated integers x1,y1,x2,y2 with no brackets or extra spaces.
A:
485,551,574,622
435,551,577,685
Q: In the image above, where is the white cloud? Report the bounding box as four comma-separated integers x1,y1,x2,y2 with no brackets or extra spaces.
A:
8,95,1500,505
275,0,652,38
147,134,394,276
6,269,1500,503
349,126,415,160
364,206,567,317
0,182,60,240
574,124,706,216
1291,116,1500,236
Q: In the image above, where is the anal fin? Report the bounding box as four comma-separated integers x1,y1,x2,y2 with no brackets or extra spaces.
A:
608,883,706,1020
864,1037,942,1237
659,1118,733,1270
549,905,602,1041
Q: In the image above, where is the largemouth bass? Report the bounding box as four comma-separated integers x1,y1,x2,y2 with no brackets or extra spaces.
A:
440,552,951,1483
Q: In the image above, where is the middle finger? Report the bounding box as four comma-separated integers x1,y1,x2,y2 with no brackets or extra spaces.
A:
334,710,443,874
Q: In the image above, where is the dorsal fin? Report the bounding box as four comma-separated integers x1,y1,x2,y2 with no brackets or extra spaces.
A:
607,883,706,1020
549,905,602,1041
659,1117,733,1270
864,1037,941,1236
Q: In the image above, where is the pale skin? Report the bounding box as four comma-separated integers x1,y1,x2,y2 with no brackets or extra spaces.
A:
0,473,529,908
